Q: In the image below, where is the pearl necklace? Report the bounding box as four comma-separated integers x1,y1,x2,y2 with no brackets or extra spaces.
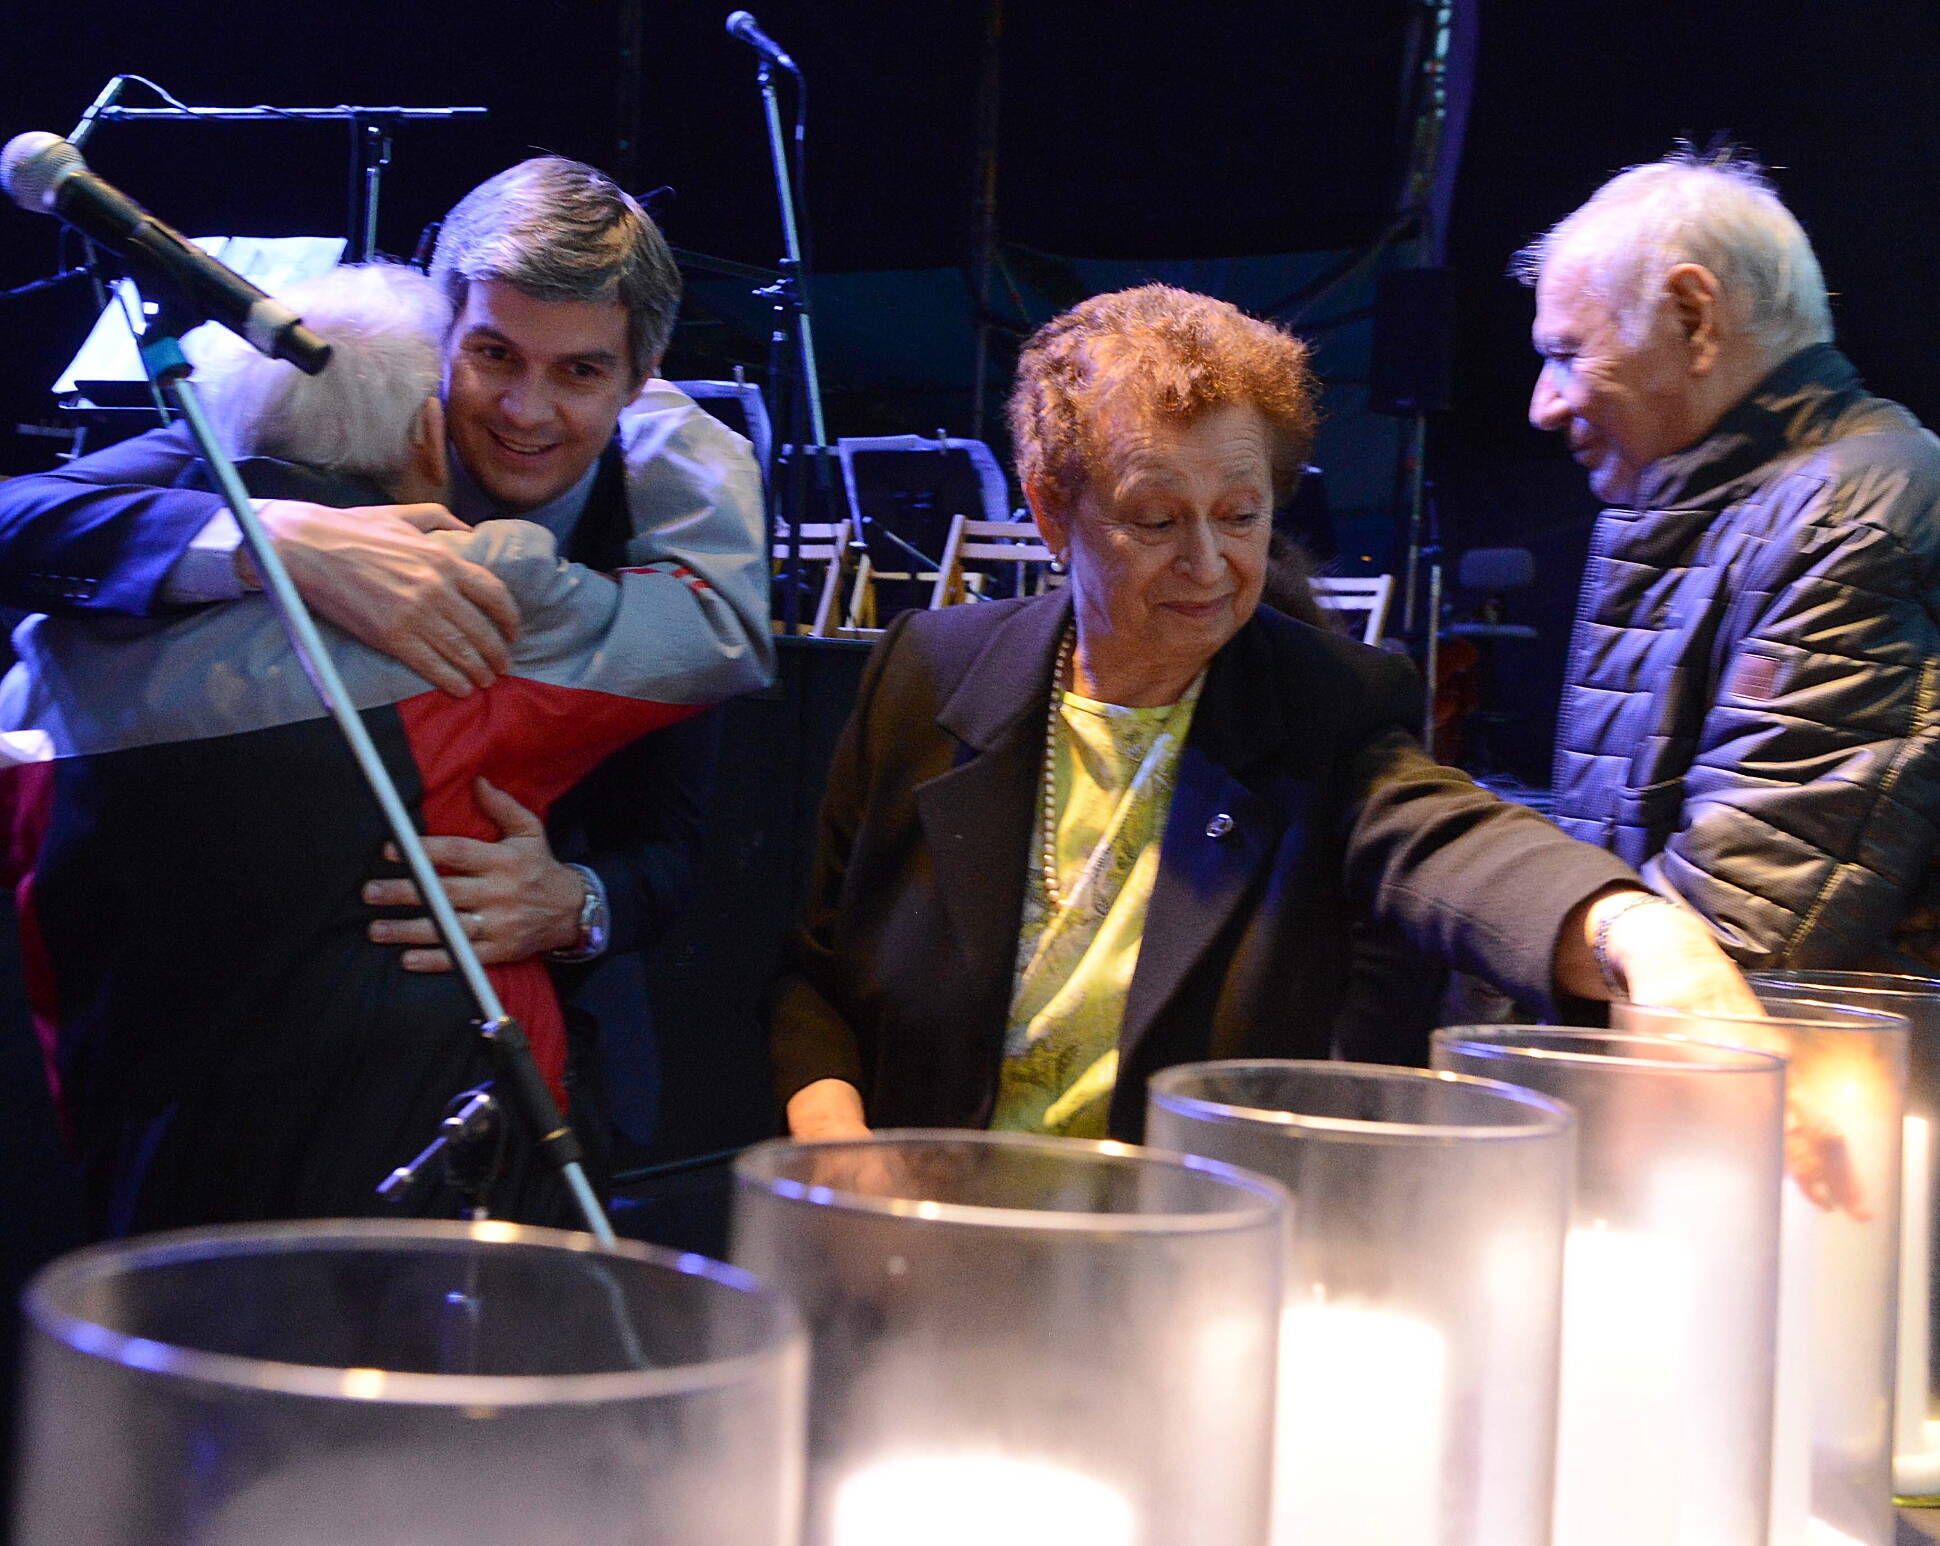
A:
1041,624,1077,910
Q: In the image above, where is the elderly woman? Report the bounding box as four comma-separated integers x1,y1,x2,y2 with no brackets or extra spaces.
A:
774,284,1759,1143
0,263,738,1235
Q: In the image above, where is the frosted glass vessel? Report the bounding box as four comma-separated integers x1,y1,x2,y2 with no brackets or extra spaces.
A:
14,1219,806,1546
1624,991,1911,1546
1145,1059,1574,1546
1747,971,1940,1505
730,1130,1285,1546
1433,1027,1787,1546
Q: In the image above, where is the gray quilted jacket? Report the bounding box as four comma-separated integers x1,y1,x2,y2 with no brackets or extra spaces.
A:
1551,344,1940,968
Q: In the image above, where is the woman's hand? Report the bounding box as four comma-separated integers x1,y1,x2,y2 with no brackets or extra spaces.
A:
1581,888,1764,1020
1574,887,1869,1218
1556,885,1762,1017
786,1078,872,1142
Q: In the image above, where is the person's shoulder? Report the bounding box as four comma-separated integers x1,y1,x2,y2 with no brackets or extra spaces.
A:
1788,397,1940,559
1237,604,1423,728
1809,395,1940,478
872,595,1035,684
176,455,380,507
617,379,756,464
1248,602,1407,683
899,594,1033,646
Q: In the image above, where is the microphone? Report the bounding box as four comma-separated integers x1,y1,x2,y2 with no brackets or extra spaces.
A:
0,131,331,375
725,10,797,73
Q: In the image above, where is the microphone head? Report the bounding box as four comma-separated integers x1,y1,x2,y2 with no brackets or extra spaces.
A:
725,9,756,37
1,131,84,215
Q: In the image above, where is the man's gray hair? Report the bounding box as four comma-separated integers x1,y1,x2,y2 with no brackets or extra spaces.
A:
186,262,450,489
1513,147,1833,353
429,156,680,378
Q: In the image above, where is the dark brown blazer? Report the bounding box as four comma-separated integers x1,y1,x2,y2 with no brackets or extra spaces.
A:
771,592,1634,1138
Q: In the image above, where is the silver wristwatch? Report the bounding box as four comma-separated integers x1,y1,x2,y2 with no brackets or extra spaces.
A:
548,863,611,963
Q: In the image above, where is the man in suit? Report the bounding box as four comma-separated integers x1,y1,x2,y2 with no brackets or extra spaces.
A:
0,157,772,1155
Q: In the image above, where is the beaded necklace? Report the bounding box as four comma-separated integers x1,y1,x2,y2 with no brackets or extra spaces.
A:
1040,625,1205,914
1040,624,1078,911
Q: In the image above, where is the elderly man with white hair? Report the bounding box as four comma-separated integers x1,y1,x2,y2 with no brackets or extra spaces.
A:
0,263,732,1236
1522,148,1940,969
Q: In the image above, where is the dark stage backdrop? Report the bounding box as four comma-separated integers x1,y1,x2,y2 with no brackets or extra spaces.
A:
0,1,1413,458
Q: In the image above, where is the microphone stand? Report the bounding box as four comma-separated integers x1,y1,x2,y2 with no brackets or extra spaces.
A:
134,293,615,1248
746,55,829,632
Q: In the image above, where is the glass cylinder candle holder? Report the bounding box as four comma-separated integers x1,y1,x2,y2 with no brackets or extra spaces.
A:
1432,1027,1788,1546
1144,1060,1575,1546
1621,992,1911,1546
14,1219,807,1546
1745,971,1940,1505
729,1130,1286,1546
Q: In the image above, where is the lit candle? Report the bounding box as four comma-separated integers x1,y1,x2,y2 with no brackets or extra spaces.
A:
1771,1079,1901,1545
1896,1115,1937,1496
1772,1184,1820,1545
1553,1224,1691,1546
832,1453,1136,1546
1273,1297,1446,1545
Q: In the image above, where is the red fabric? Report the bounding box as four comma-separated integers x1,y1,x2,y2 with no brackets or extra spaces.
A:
395,678,703,1102
0,761,70,1150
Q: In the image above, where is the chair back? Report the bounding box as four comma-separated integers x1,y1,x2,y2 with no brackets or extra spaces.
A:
771,520,852,637
1311,574,1395,646
929,515,1062,609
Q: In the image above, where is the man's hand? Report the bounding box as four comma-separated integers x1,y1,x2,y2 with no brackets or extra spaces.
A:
249,500,520,697
364,779,584,970
782,1080,909,1195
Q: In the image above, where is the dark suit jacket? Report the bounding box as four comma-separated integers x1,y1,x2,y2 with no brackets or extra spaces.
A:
772,592,1635,1138
1,422,714,1144
549,445,719,1143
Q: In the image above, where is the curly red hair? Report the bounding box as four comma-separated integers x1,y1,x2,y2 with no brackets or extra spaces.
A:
1007,284,1319,512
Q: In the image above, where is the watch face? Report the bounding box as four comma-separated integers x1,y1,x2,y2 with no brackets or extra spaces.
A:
581,877,609,952
551,867,609,961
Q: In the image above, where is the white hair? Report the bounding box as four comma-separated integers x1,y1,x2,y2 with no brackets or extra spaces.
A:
184,263,452,490
1513,148,1833,353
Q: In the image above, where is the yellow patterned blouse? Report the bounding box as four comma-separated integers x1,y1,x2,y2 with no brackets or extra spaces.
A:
990,674,1204,1138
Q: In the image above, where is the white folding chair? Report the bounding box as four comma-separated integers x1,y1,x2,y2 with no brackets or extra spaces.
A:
929,515,1062,609
1310,574,1396,646
771,520,852,638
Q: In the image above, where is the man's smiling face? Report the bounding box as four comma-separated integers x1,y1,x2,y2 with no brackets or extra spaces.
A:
443,278,643,513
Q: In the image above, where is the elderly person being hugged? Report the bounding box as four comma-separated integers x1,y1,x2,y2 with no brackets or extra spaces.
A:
0,262,736,1236
774,284,1759,1144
